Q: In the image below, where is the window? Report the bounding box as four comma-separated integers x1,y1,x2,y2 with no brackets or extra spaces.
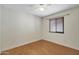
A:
49,17,64,33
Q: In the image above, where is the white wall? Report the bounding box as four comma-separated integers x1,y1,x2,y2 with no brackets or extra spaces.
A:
1,6,42,51
0,5,2,52
42,7,79,50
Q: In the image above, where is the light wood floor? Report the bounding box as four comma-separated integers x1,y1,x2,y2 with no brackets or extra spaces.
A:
1,40,79,55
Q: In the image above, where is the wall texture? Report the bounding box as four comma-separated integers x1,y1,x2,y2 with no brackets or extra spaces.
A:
42,7,79,50
0,5,2,52
1,6,42,51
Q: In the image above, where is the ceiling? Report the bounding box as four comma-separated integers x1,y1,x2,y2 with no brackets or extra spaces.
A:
3,4,79,17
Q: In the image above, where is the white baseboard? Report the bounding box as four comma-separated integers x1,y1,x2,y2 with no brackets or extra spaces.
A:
1,39,79,52
45,39,79,51
1,39,41,52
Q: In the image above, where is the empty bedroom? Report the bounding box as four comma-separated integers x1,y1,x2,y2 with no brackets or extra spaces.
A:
0,4,79,55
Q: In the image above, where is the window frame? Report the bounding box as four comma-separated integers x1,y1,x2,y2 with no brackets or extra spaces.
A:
49,17,64,33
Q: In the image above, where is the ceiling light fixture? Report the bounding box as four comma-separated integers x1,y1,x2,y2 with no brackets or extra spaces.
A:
32,4,51,12
39,7,44,11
